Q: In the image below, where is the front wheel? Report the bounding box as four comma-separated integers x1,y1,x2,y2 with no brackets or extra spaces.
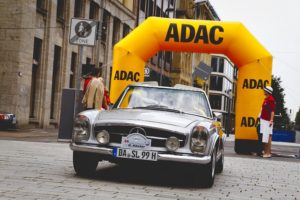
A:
73,151,98,177
194,148,216,188
215,147,224,174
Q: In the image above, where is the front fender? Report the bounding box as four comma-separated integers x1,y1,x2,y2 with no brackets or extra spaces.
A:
207,130,220,156
72,110,102,142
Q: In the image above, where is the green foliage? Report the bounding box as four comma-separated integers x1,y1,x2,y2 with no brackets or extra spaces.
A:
271,76,290,130
295,108,300,130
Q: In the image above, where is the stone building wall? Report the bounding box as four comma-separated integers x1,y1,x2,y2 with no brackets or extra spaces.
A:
0,0,137,128
0,0,36,126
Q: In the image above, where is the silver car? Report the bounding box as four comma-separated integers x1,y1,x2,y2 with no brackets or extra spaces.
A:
70,83,225,187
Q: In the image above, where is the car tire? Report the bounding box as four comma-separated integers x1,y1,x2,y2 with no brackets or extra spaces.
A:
215,147,224,174
194,148,216,188
73,151,98,177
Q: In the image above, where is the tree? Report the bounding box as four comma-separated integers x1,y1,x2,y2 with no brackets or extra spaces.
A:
271,76,290,130
295,108,300,130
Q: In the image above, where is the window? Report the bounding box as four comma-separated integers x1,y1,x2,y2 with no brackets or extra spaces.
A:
89,1,99,19
211,57,218,72
119,0,134,11
140,0,146,12
36,0,47,14
57,0,65,22
30,38,43,118
233,67,238,80
170,0,175,6
86,57,91,64
147,0,154,16
123,24,130,37
112,17,121,45
50,45,61,119
211,57,224,73
69,52,77,88
158,52,164,68
164,51,172,71
156,6,161,17
209,76,223,91
209,95,222,110
101,10,110,42
218,58,224,73
165,51,172,63
74,0,83,18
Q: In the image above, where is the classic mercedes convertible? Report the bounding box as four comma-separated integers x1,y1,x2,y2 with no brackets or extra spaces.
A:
70,82,225,187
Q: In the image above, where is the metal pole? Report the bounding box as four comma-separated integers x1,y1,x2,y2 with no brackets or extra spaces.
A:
227,89,232,137
96,2,104,70
75,45,83,116
159,53,163,86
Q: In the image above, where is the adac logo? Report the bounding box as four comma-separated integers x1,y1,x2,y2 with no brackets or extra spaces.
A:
114,70,140,82
242,79,269,89
165,23,224,45
240,117,259,127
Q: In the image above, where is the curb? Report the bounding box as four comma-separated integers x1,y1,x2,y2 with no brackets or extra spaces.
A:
225,135,300,147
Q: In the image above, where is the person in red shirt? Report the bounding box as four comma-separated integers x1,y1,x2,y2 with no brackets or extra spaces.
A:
83,74,92,94
82,68,109,110
259,86,276,158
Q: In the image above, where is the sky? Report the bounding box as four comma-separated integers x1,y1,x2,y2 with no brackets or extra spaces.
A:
209,0,300,120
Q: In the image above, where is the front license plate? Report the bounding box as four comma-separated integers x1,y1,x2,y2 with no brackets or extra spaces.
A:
112,148,158,161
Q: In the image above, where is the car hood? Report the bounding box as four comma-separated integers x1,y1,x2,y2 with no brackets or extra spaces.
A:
96,109,202,128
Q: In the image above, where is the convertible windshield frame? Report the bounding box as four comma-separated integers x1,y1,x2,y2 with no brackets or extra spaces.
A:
114,85,213,119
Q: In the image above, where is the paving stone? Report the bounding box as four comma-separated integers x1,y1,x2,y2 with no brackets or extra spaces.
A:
0,140,299,200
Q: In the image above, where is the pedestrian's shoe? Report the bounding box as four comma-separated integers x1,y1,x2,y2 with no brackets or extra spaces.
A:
262,154,271,158
257,152,263,156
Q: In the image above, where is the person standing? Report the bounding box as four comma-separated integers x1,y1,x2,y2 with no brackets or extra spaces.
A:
259,86,276,158
82,68,106,110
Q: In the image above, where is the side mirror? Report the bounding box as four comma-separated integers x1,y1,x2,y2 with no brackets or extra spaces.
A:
213,112,222,122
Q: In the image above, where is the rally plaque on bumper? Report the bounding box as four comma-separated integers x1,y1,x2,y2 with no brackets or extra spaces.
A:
112,133,158,161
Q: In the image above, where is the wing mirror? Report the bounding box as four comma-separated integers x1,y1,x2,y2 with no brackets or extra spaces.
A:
213,112,222,122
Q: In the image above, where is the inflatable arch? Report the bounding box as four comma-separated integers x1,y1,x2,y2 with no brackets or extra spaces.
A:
110,17,272,152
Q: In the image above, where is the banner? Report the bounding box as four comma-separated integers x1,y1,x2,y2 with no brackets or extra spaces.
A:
110,17,272,142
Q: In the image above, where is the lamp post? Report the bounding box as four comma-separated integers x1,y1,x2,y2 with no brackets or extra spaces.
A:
226,89,232,137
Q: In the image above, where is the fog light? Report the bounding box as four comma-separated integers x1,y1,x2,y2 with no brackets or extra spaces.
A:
165,136,180,151
96,130,110,144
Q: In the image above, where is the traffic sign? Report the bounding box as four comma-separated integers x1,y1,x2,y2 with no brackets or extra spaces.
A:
69,18,97,46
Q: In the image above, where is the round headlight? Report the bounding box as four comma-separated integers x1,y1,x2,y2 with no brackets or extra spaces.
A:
165,136,180,151
190,126,208,153
96,130,110,144
73,116,90,142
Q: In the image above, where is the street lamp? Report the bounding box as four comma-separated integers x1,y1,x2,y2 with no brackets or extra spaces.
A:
226,89,232,137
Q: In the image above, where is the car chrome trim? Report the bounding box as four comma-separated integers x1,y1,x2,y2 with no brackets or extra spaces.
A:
70,143,211,164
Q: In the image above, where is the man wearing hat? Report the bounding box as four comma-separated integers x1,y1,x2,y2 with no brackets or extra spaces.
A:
259,86,276,158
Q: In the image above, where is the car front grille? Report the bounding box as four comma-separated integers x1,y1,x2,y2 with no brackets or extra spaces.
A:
94,125,186,148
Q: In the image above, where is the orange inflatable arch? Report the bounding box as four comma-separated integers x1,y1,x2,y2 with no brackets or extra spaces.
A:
110,17,272,152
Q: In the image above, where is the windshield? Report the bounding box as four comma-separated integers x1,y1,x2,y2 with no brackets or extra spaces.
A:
116,86,212,118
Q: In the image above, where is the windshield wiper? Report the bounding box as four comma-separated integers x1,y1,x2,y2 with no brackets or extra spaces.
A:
132,105,182,113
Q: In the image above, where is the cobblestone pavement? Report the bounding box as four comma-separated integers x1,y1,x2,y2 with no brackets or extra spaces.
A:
0,140,299,200
1,129,299,157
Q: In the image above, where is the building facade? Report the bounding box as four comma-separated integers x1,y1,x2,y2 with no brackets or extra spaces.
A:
0,0,237,131
208,55,237,133
0,0,137,128
138,0,219,95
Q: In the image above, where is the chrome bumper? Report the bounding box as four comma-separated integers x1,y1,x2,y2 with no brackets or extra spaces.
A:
70,143,211,164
